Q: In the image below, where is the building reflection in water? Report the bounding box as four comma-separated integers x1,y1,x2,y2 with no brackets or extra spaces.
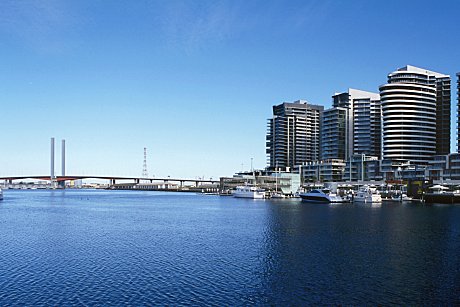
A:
257,201,460,305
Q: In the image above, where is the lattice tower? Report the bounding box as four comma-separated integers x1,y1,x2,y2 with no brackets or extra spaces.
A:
142,147,148,178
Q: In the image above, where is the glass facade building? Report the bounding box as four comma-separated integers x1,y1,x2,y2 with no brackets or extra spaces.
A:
266,100,323,170
321,89,381,160
458,73,460,152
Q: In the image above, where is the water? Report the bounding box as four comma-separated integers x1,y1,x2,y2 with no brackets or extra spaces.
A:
1,190,459,305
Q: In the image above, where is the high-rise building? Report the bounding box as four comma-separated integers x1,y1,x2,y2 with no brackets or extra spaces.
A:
353,94,382,158
457,73,460,153
320,89,381,160
380,65,451,165
320,107,347,160
266,100,323,170
436,74,451,155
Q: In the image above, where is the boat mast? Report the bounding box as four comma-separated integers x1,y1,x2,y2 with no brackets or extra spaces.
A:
275,161,278,192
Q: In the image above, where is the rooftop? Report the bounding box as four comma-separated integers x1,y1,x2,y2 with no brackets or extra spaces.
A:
395,65,449,79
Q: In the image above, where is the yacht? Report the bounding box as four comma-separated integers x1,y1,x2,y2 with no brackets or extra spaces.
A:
233,185,265,199
354,185,382,204
300,188,344,203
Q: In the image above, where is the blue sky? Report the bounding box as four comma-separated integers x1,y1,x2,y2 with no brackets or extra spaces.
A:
0,0,459,179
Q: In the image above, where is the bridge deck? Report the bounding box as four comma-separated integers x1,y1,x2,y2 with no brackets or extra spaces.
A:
0,175,219,184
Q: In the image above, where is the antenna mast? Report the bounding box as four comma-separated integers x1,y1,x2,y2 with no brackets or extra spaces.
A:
142,147,148,178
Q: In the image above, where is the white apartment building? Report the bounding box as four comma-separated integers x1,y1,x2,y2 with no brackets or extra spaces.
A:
379,65,451,165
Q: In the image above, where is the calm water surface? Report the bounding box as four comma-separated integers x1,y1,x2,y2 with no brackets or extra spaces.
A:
1,190,460,305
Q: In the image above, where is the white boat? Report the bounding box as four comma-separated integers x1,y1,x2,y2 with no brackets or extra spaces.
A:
300,188,344,203
391,193,413,202
354,185,382,203
233,185,265,199
271,163,285,199
270,191,285,199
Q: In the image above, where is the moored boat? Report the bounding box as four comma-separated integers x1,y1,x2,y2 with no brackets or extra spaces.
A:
270,191,286,199
300,188,344,203
233,185,265,199
391,193,413,202
354,185,382,204
271,164,285,199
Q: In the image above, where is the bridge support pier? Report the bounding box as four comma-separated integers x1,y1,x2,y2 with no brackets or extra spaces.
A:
110,179,115,186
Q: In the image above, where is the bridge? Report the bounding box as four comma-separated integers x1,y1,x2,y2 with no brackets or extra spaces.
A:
0,175,219,188
1,139,220,191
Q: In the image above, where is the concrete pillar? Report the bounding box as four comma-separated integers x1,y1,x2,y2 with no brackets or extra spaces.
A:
61,139,65,176
50,137,55,180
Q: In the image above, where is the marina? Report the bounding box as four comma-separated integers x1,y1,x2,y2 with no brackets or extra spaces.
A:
7,179,460,205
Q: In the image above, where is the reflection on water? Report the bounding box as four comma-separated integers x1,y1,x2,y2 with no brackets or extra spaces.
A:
261,200,460,305
0,190,459,305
